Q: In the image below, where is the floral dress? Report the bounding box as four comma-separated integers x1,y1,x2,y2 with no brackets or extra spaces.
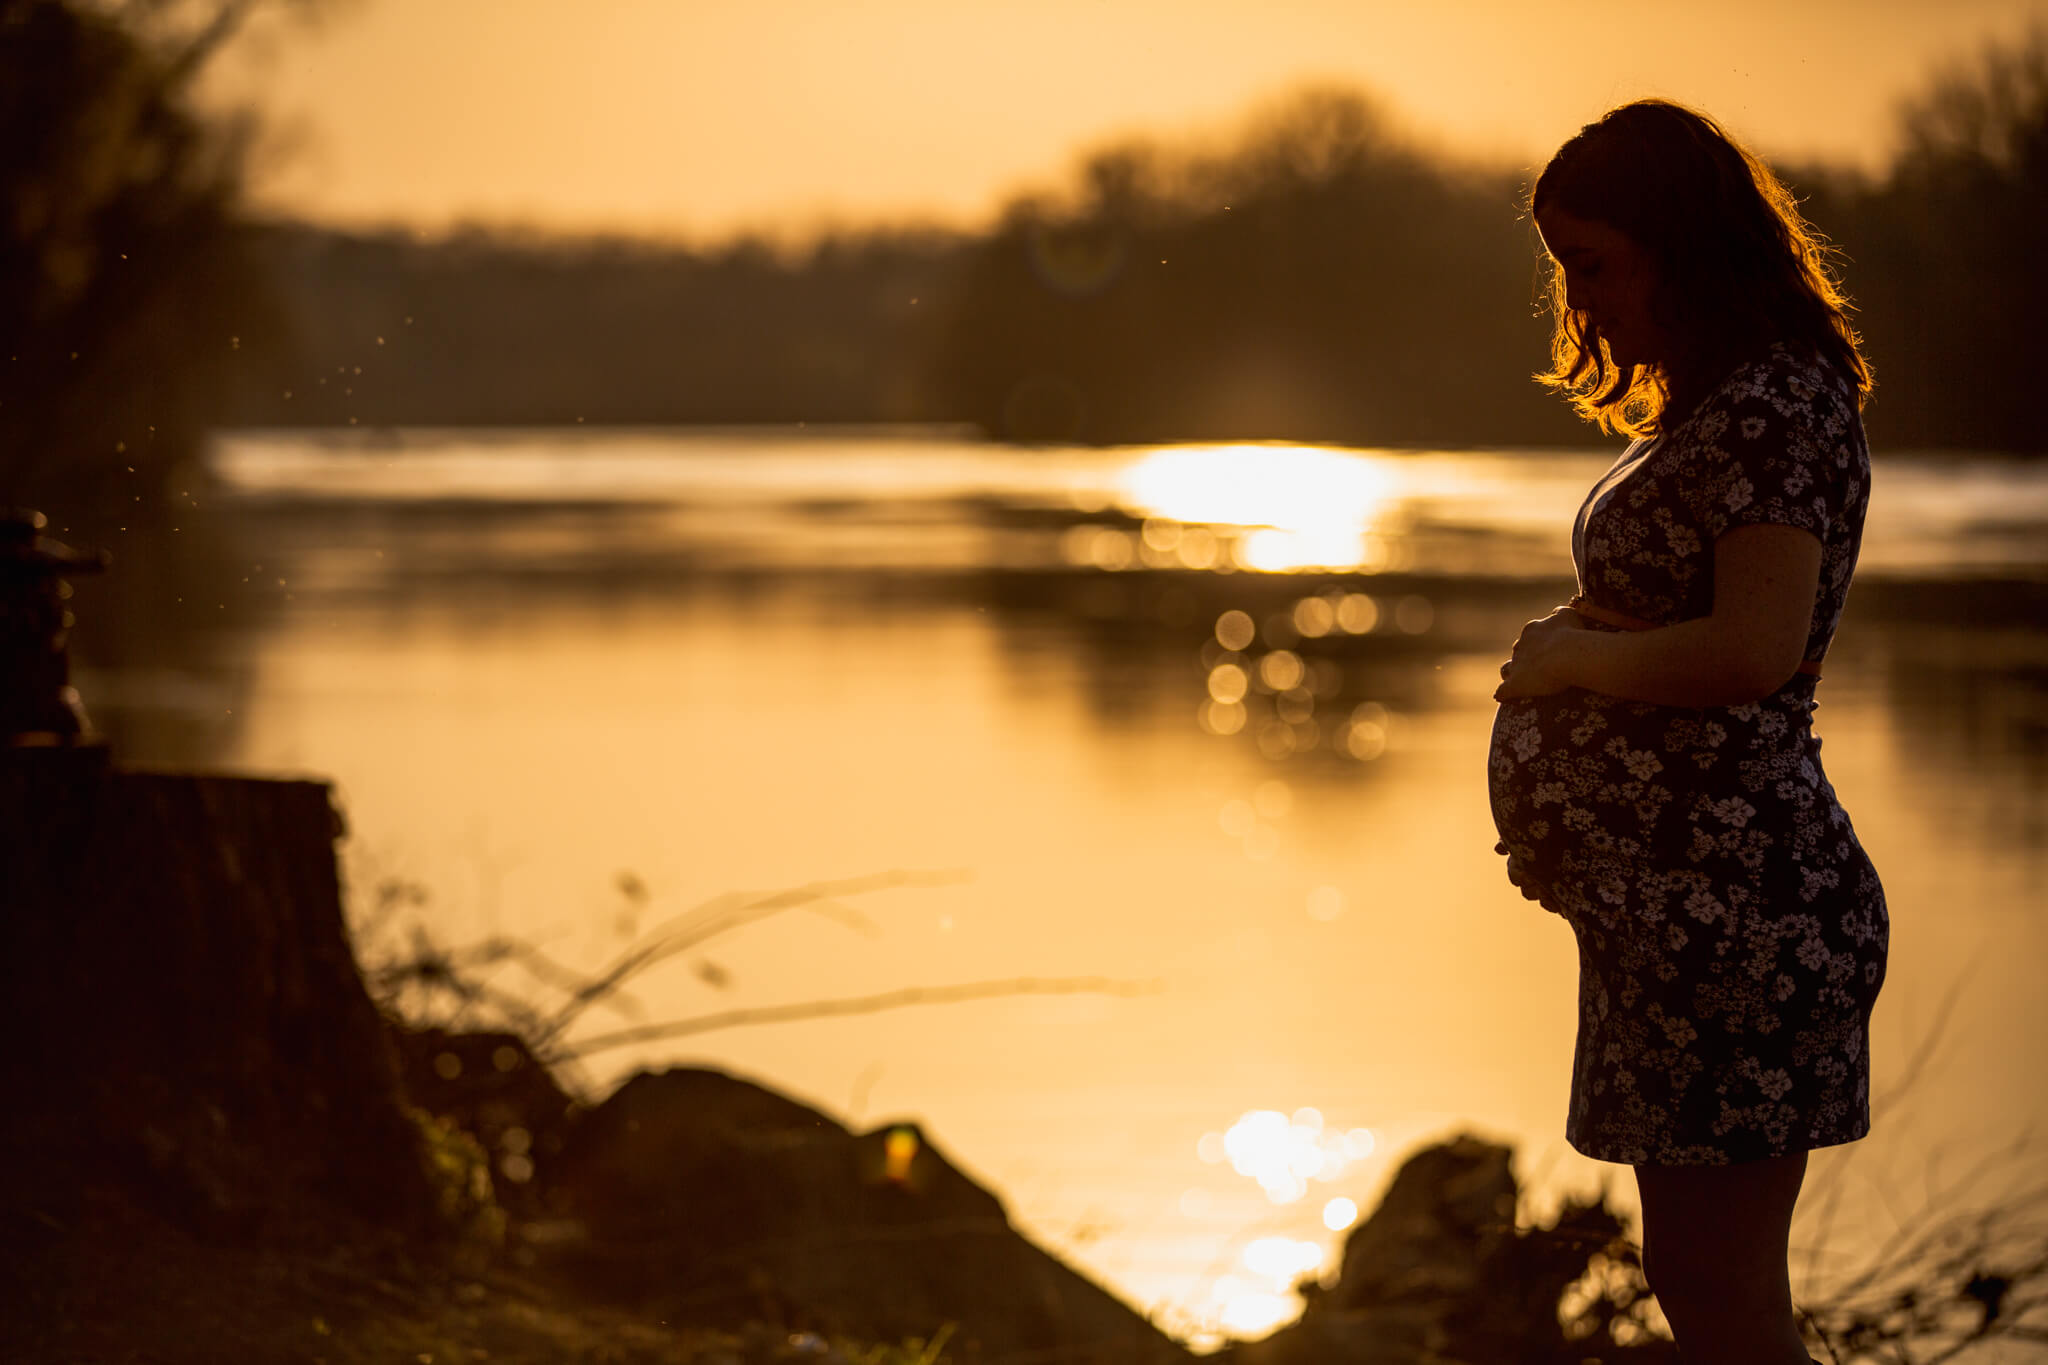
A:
1487,345,1888,1166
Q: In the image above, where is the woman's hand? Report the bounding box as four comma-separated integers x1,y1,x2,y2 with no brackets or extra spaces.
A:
1493,607,1588,701
1495,841,1558,912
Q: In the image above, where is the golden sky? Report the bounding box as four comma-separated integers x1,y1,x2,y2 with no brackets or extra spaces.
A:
203,0,2048,241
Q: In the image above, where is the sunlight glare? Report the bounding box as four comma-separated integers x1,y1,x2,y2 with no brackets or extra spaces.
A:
1119,445,1397,573
1221,1109,1376,1204
1216,1284,1298,1336
1244,1236,1324,1281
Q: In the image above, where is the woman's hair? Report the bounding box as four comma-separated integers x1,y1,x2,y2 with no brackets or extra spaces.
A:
1531,99,1871,436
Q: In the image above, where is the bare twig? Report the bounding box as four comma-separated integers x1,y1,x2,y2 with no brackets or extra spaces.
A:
530,869,970,1048
552,976,1161,1061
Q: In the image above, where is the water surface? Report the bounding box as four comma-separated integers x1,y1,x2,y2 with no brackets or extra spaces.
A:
81,428,2048,1345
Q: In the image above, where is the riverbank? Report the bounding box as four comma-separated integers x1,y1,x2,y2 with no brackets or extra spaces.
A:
8,756,2038,1364
0,757,1185,1362
0,755,1646,1363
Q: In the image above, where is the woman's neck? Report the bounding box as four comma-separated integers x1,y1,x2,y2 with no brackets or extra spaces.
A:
1661,336,1775,429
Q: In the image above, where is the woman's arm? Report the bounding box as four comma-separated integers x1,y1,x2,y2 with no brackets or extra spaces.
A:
1495,524,1822,707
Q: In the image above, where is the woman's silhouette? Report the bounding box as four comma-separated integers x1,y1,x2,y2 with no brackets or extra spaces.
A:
1488,100,1886,1364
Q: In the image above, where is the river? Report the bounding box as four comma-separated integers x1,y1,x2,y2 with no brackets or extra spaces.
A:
76,427,2048,1347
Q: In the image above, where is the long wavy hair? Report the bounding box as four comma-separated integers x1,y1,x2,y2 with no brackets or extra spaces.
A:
1531,99,1871,437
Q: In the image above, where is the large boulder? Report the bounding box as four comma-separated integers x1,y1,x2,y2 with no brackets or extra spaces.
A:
1234,1135,1670,1365
548,1065,1192,1362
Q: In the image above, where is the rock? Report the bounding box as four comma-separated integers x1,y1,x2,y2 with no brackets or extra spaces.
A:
1233,1134,1669,1365
550,1065,1192,1363
1329,1134,1520,1307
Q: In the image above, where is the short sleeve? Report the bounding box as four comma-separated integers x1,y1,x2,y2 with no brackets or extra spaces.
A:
1688,356,1848,546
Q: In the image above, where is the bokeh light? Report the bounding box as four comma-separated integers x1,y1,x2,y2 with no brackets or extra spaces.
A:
1336,592,1380,633
1394,594,1434,634
1341,700,1392,761
1324,1196,1360,1231
1257,650,1305,692
1255,722,1296,761
1207,662,1250,705
1252,779,1293,819
1199,698,1247,735
884,1125,920,1184
1292,595,1336,638
1214,609,1256,651
1200,699,1248,736
1176,526,1221,569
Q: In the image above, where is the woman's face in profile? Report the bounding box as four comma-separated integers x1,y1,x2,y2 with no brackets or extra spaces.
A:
1536,204,1663,370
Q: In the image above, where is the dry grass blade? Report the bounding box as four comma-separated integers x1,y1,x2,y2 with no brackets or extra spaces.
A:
552,975,1163,1061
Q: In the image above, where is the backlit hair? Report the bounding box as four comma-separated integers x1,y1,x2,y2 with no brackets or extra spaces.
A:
1531,99,1871,437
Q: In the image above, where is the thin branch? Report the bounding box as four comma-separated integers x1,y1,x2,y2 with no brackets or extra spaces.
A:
162,0,260,87
552,975,1160,1061
533,869,969,1045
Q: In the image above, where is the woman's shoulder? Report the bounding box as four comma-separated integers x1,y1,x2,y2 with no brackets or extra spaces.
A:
1673,343,1860,458
1700,343,1859,426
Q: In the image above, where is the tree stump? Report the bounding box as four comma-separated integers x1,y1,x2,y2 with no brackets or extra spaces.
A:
0,753,435,1233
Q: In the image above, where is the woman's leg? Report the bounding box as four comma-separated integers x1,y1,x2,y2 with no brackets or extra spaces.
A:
1634,1151,1811,1364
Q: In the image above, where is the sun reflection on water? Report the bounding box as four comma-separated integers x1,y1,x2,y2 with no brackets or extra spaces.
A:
1202,1108,1378,1205
1118,444,1400,573
1181,1107,1384,1343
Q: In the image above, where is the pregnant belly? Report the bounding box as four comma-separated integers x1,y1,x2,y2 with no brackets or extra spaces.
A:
1488,685,1821,907
1487,695,1570,888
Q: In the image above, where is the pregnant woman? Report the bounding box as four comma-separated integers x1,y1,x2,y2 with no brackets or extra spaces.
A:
1489,101,1886,1364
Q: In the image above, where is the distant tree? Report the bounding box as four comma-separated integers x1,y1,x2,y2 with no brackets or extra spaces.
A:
0,0,305,520
1893,22,2048,181
1804,24,2048,452
928,86,1582,447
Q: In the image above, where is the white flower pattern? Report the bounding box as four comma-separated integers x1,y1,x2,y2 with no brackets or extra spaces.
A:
1487,345,1887,1166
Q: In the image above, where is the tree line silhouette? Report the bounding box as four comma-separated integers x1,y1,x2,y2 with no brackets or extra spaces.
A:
5,1,2045,530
